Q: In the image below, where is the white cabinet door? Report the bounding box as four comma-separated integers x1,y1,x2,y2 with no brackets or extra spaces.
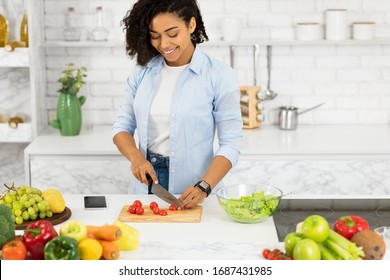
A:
29,157,131,194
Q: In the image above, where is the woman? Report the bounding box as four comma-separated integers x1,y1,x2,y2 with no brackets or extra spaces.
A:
112,0,242,208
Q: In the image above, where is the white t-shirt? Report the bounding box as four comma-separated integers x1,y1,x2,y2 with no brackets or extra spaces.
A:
147,60,189,156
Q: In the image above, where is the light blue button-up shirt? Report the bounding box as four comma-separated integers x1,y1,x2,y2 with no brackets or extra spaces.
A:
112,47,242,194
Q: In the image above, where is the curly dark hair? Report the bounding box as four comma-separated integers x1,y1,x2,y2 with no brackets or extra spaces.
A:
122,0,209,66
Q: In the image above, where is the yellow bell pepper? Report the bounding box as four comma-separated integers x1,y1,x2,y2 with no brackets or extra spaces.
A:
113,220,139,251
60,220,88,243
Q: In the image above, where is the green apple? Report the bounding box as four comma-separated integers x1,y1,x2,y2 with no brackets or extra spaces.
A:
301,215,330,242
293,239,321,260
284,232,304,256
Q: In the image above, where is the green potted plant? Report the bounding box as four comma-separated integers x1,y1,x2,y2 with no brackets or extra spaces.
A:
50,63,87,136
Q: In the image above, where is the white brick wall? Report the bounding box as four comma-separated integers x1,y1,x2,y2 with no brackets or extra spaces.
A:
42,0,390,125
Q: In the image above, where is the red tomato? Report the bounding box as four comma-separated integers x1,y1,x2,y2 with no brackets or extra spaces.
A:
152,207,160,215
169,205,177,211
133,200,142,207
2,238,27,260
128,205,137,214
136,207,144,215
262,248,271,258
159,210,168,216
149,201,158,210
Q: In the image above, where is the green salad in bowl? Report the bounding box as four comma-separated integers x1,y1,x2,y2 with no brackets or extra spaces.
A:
216,184,283,223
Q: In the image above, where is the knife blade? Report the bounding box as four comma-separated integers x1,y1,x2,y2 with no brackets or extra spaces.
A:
146,174,184,209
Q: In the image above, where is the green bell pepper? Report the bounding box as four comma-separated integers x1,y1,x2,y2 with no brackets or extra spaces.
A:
44,236,80,260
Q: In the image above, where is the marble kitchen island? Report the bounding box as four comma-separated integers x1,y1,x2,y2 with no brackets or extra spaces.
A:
14,194,387,260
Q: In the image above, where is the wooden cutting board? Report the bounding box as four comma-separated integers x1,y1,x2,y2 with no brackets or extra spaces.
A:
118,205,202,223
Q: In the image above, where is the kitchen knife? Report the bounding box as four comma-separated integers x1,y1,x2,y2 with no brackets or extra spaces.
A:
146,174,184,209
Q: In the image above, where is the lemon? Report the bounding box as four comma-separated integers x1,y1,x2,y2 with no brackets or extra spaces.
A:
78,238,103,260
42,189,66,213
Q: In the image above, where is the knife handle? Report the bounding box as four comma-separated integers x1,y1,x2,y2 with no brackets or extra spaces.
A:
146,173,153,188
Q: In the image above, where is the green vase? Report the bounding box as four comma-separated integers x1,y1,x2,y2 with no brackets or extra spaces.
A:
50,92,86,136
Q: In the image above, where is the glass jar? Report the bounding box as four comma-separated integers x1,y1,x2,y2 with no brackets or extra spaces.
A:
64,7,81,41
90,6,109,41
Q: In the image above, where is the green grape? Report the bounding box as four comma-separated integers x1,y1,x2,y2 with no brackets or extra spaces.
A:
4,195,13,204
46,210,53,218
27,206,35,216
30,212,38,220
13,203,22,210
29,197,36,205
37,201,46,212
39,212,46,219
17,188,25,196
33,204,39,213
14,208,22,216
22,210,29,221
25,187,32,194
15,216,24,224
19,195,28,204
34,195,43,203
42,200,50,211
24,201,31,208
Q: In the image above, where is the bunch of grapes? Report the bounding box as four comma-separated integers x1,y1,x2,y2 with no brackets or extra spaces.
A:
0,183,52,225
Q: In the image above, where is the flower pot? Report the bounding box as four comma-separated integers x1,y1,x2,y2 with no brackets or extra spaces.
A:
50,92,86,136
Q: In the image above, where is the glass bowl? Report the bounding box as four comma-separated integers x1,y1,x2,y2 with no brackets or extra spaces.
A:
216,184,283,224
374,226,390,249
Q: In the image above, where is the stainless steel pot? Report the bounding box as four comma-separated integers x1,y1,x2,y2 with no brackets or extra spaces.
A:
278,103,324,130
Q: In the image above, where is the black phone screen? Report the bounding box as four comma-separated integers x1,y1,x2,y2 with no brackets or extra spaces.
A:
84,196,107,209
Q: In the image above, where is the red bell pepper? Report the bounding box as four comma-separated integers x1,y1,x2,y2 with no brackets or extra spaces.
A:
23,220,58,259
333,215,369,240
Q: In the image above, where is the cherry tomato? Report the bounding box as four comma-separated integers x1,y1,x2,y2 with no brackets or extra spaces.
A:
159,210,168,216
128,205,137,214
133,200,142,207
152,207,160,215
169,205,178,211
262,248,271,258
2,238,27,260
136,207,144,215
149,202,158,210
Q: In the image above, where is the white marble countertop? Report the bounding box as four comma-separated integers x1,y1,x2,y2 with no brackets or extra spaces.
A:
25,125,390,159
15,194,389,260
48,194,279,260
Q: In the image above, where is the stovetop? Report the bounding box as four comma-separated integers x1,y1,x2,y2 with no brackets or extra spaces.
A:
272,198,390,242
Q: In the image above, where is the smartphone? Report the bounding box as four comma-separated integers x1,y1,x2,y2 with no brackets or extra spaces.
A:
84,196,107,209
